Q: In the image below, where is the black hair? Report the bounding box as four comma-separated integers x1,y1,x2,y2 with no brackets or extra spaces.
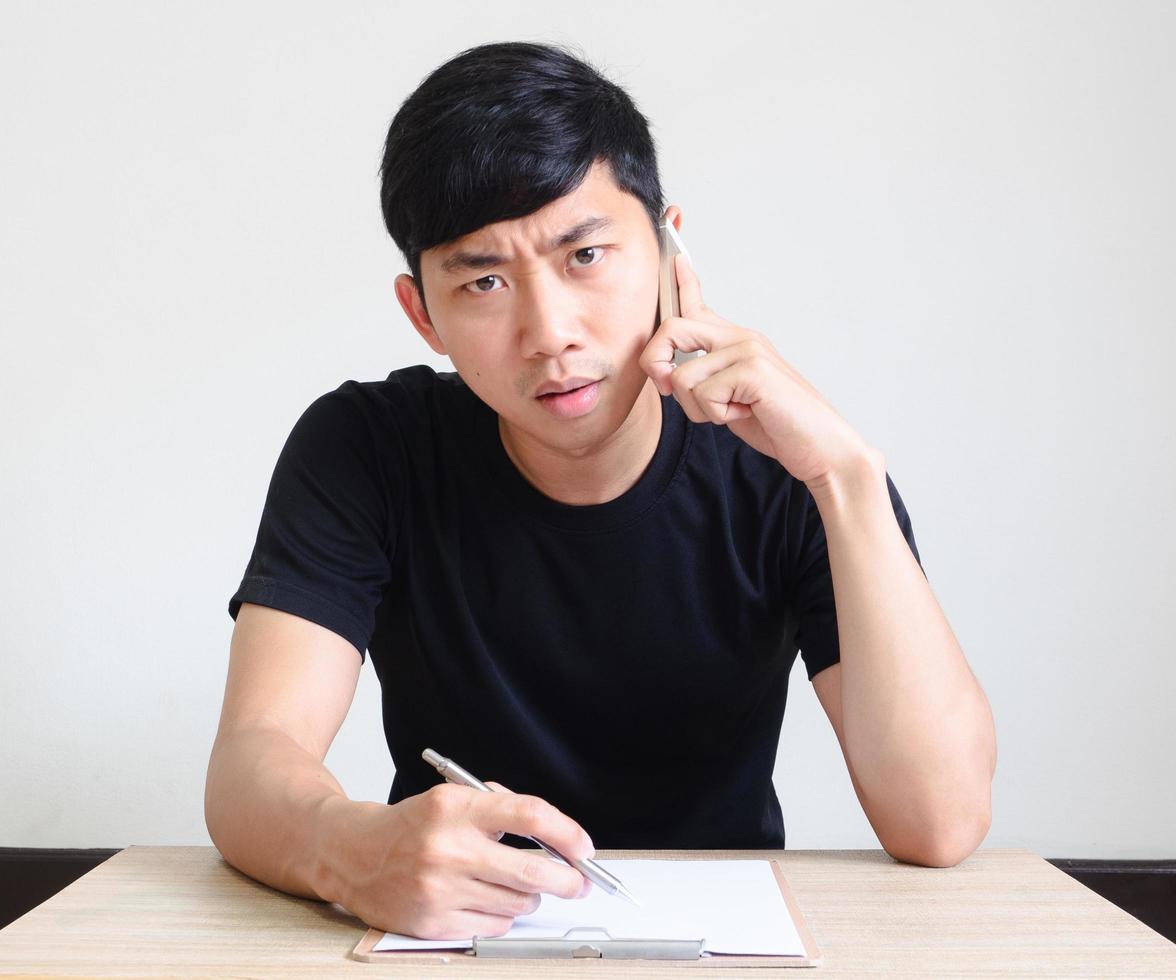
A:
378,41,665,312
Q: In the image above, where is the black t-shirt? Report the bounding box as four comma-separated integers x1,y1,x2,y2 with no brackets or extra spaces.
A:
229,365,922,849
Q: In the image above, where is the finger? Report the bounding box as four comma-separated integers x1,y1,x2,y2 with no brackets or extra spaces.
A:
467,792,595,864
475,841,592,900
414,909,515,941
457,877,544,919
671,370,707,424
693,362,767,425
666,340,755,424
641,316,735,397
481,781,512,840
674,252,705,318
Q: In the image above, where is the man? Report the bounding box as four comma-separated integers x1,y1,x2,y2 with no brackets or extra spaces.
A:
205,41,996,941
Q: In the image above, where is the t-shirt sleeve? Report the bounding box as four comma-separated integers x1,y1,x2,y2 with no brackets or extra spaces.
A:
790,471,923,681
227,386,400,661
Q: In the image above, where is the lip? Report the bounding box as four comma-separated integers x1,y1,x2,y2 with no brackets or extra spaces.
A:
534,376,601,398
535,379,601,419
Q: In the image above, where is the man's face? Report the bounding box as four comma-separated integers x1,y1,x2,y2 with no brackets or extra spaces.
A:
398,160,663,454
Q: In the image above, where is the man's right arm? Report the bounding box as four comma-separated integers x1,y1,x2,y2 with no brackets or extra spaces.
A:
204,602,597,938
204,602,362,902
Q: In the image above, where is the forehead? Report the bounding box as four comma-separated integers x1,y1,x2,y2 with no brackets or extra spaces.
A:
427,161,647,269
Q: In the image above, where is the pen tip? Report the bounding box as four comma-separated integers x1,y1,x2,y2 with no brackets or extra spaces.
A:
616,883,642,908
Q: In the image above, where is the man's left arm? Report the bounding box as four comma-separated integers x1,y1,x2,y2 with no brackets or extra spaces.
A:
641,252,997,868
806,454,995,868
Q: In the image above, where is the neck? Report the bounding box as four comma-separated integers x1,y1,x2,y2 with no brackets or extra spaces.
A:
498,380,663,505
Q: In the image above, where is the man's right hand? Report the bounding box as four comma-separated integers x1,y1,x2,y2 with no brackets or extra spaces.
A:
316,782,596,939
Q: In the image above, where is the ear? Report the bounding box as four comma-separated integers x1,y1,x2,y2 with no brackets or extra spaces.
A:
395,273,447,356
661,204,683,234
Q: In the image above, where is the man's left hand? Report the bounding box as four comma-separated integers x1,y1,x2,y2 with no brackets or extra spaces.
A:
640,252,879,487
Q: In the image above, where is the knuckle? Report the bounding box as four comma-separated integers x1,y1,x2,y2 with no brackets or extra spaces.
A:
410,871,444,912
749,352,774,375
515,795,550,831
556,870,584,899
416,832,452,870
416,828,456,870
422,783,457,818
509,889,540,917
517,854,549,893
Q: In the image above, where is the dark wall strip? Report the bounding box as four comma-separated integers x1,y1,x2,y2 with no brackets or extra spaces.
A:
1048,858,1176,944
0,848,121,931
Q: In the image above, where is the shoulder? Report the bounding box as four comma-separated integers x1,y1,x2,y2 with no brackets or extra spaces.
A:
274,365,475,491
315,363,466,410
297,364,474,436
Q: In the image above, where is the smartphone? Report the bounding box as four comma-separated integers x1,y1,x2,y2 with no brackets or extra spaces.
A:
657,219,695,368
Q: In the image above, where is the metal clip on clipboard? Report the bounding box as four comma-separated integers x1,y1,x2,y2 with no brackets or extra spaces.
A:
472,927,706,960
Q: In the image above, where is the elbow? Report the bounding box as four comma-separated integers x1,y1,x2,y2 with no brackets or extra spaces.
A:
882,808,992,868
874,730,997,869
204,786,228,858
203,738,237,862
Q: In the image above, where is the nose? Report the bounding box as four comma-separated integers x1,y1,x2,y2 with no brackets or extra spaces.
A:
517,276,584,360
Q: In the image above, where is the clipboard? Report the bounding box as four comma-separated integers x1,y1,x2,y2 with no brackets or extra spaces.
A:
350,860,822,967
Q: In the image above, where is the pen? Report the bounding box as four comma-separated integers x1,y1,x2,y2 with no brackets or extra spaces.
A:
421,748,641,907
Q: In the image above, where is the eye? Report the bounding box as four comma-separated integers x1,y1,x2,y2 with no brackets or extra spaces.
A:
461,247,606,296
463,274,504,295
569,246,606,269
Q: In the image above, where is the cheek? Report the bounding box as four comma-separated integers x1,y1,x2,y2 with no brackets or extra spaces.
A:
595,257,659,328
616,250,658,298
438,332,502,382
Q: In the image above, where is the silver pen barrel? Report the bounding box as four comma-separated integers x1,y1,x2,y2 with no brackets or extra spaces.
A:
421,748,641,906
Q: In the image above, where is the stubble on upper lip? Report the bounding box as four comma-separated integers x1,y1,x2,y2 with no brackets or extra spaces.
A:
515,361,612,399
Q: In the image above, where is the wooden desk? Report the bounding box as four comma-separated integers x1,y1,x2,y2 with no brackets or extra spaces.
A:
0,846,1172,977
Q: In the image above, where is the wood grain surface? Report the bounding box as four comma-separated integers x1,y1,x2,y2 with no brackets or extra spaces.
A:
0,846,1173,978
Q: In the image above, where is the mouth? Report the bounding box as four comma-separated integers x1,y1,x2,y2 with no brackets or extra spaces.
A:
534,376,601,398
535,379,602,419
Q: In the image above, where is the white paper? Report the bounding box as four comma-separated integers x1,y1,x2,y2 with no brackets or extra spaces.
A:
372,859,805,956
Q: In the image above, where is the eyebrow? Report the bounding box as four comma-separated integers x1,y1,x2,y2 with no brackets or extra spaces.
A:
439,215,615,276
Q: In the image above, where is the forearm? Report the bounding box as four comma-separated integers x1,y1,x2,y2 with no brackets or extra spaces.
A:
810,452,996,863
204,725,358,902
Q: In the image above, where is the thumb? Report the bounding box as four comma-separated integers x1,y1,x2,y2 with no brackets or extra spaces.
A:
641,317,713,396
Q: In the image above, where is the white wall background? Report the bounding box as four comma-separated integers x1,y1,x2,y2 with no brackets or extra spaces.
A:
1,1,1172,858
